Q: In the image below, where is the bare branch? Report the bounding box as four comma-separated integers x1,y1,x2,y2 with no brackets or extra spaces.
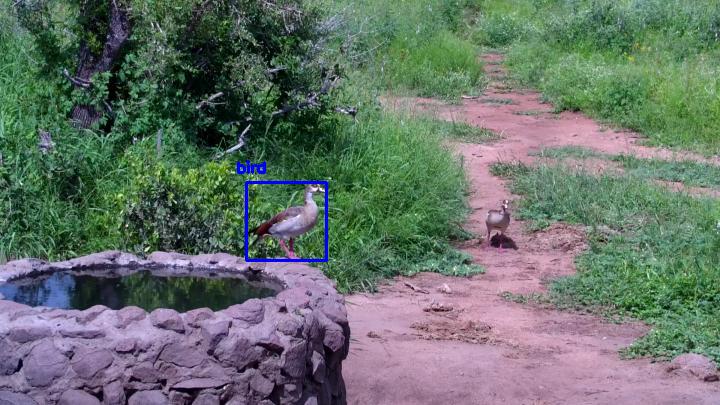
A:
62,68,91,89
334,106,357,118
213,124,251,159
271,75,340,118
196,92,225,110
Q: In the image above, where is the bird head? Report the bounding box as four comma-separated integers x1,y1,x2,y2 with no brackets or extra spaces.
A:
306,184,326,194
501,199,509,211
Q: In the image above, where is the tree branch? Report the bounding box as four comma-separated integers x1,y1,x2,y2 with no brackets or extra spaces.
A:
271,74,340,117
213,123,252,159
196,92,225,110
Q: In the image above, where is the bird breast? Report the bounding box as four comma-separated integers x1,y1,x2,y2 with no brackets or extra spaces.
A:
486,211,510,229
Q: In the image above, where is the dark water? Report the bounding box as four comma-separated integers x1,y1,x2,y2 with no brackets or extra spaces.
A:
0,270,277,312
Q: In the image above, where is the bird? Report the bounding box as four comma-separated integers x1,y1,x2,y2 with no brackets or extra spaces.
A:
485,199,511,247
249,184,325,259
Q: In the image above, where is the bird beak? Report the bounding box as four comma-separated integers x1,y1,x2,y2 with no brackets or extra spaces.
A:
318,187,326,193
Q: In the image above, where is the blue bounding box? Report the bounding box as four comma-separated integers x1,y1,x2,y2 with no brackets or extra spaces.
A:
244,180,329,262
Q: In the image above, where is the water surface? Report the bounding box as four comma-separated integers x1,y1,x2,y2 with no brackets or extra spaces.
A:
0,269,277,312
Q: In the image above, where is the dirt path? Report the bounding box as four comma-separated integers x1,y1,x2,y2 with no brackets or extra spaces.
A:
343,53,720,405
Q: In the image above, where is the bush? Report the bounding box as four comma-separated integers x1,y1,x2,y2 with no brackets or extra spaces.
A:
472,13,530,47
120,160,256,255
13,0,334,147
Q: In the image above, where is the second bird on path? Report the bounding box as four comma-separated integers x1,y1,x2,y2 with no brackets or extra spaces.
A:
250,184,325,259
485,199,511,248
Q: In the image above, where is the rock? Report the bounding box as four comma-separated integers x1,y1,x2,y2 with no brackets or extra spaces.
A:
172,377,229,390
116,306,146,328
78,305,108,324
71,348,114,379
311,351,326,383
224,300,264,324
668,353,718,381
192,394,220,405
8,325,52,343
199,320,230,351
281,341,307,379
213,336,265,370
168,391,192,405
159,342,205,368
150,308,184,333
115,338,136,353
128,391,167,405
438,283,452,294
0,391,38,405
249,373,274,397
58,390,100,405
23,339,68,387
0,340,20,375
58,326,105,339
102,380,126,405
185,308,214,326
276,317,302,337
147,251,192,267
322,322,346,353
131,362,160,383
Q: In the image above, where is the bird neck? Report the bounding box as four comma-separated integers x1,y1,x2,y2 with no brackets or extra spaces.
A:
305,192,316,207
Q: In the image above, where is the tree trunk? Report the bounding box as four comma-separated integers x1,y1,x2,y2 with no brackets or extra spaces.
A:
70,0,131,128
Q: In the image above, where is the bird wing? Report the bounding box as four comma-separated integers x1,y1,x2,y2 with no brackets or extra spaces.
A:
252,206,304,237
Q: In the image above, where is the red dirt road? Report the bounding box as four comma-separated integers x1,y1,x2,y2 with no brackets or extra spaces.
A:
343,54,720,405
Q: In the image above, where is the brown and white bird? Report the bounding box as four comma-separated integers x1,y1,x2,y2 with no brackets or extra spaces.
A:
485,199,510,246
250,184,325,259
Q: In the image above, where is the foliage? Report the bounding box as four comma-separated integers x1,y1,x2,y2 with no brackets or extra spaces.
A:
502,163,720,362
12,0,334,147
119,160,254,254
474,0,720,154
384,30,485,99
1,0,482,294
338,0,486,99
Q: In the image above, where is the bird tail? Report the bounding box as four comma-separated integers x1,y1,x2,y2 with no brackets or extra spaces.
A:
248,234,264,249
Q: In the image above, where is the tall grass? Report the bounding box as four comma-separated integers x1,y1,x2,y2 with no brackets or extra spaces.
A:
338,0,485,99
474,0,720,154
496,162,720,362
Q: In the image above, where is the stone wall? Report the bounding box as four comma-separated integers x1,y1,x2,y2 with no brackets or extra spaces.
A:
0,251,350,405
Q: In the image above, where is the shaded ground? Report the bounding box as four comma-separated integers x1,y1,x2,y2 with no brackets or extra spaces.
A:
344,53,720,405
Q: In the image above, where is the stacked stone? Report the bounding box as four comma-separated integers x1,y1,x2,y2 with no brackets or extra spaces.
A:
0,251,349,405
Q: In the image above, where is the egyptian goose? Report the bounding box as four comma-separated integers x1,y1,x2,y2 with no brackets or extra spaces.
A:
485,199,510,245
250,184,325,258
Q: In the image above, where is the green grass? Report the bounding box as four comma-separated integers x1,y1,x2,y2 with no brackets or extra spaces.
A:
472,0,720,155
385,30,486,99
531,146,603,160
533,146,720,189
426,119,499,143
611,155,720,189
493,161,720,362
340,0,486,100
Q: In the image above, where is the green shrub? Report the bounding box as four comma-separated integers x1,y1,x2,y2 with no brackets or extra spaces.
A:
385,30,484,99
13,0,333,146
472,13,530,47
120,160,255,255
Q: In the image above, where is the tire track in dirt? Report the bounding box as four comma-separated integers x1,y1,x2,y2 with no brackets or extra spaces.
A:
343,53,720,405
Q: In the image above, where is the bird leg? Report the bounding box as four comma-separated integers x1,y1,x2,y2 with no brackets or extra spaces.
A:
278,240,295,259
289,239,298,259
